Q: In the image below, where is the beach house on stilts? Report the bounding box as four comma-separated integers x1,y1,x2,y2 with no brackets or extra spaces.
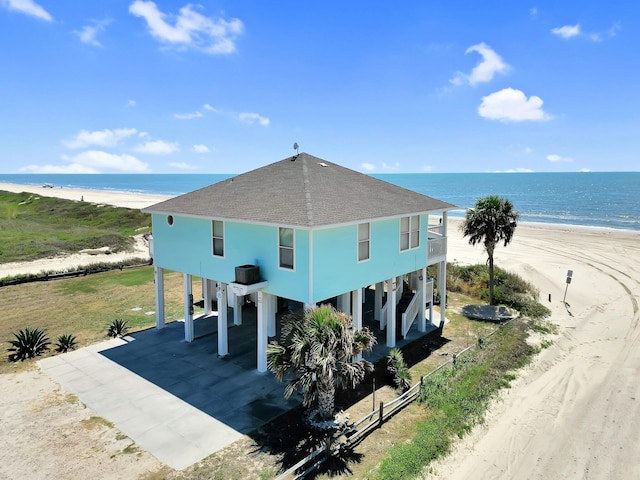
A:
142,153,455,372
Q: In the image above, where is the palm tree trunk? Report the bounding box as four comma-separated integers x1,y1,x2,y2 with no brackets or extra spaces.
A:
317,379,335,419
489,255,495,305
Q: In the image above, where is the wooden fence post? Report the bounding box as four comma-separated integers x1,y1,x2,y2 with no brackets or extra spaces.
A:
378,401,384,427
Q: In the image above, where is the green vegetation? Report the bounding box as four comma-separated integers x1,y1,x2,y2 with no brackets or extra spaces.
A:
7,327,51,361
460,195,520,305
54,333,78,353
107,319,130,338
0,266,192,374
267,304,377,420
0,190,151,263
448,263,551,318
386,348,412,393
373,318,537,480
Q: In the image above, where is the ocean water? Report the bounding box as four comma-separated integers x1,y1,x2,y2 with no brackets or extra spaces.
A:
1,172,639,232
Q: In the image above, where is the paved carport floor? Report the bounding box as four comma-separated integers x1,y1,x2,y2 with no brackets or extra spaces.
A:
39,315,300,470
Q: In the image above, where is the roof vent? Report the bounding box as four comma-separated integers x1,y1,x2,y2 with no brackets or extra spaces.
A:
318,162,328,167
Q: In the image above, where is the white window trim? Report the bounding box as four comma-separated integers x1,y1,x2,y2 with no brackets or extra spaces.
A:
278,227,295,271
357,222,370,262
212,220,225,258
400,215,420,252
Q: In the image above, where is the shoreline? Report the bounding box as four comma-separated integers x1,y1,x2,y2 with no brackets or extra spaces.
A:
2,181,639,236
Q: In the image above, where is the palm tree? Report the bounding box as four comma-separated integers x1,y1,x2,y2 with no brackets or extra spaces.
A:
460,195,519,305
267,304,376,420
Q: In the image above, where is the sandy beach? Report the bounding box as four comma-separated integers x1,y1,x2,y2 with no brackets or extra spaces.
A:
1,184,639,478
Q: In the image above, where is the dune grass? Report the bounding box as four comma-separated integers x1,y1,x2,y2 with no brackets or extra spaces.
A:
0,190,151,263
0,266,201,373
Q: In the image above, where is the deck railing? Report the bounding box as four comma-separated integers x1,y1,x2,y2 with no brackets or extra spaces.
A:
427,236,447,258
401,292,419,338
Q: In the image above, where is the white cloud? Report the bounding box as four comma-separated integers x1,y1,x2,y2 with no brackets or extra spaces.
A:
19,163,99,174
422,165,434,172
174,111,203,120
74,19,111,47
192,144,209,153
63,128,138,149
551,24,581,39
129,1,243,54
529,7,538,18
238,112,270,126
478,88,551,122
203,103,218,112
133,140,179,155
360,162,400,172
494,168,535,173
580,168,591,172
61,150,149,172
450,43,509,86
127,99,137,107
1,0,52,21
168,161,197,170
546,154,573,162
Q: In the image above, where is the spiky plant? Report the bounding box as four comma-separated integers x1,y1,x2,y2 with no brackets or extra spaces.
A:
107,319,129,338
55,333,78,353
7,327,51,362
387,348,412,393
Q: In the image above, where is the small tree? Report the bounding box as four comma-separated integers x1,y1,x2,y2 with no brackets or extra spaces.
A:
267,304,376,420
460,195,519,305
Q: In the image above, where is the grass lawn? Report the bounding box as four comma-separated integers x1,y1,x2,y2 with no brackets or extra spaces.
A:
0,190,151,263
0,266,205,374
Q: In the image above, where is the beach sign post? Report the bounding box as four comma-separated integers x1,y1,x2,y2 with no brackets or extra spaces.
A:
563,269,573,305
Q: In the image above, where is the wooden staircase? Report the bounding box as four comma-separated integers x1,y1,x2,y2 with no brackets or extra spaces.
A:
395,284,415,340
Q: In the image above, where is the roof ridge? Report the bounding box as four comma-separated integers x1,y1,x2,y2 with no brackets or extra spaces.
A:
301,154,314,226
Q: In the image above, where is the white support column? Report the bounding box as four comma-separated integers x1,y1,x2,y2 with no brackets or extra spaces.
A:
154,266,165,330
267,294,277,338
233,293,243,326
387,278,397,347
217,282,229,356
352,288,363,361
438,261,447,329
337,292,351,315
374,282,383,322
418,267,427,332
257,291,268,372
304,302,316,311
183,274,194,342
203,278,212,315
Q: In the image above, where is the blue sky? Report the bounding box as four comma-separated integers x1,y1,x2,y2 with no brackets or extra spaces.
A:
1,1,637,174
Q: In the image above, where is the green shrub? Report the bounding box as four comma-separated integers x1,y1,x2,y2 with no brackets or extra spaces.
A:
107,319,129,338
7,327,51,362
386,348,412,393
55,333,78,353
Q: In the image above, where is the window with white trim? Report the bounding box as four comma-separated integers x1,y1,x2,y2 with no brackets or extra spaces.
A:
279,227,294,269
212,220,224,257
400,215,420,251
358,222,370,261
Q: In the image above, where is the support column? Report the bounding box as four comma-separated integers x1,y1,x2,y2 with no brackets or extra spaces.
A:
337,292,351,315
183,274,194,342
438,261,447,329
374,282,383,322
233,293,243,326
352,288,363,361
154,266,165,330
217,282,229,356
418,267,427,332
203,278,212,315
268,294,277,338
386,278,397,347
257,292,268,372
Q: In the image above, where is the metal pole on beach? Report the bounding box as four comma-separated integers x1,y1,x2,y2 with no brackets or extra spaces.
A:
563,270,573,304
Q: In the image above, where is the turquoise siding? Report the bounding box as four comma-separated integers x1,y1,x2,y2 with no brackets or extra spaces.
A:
152,213,429,304
152,214,310,302
311,215,428,302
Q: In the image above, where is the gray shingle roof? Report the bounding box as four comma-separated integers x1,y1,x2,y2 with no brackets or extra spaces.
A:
143,153,456,227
